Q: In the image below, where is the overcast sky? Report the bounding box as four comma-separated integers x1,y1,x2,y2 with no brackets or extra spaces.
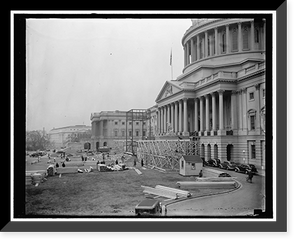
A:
25,18,191,132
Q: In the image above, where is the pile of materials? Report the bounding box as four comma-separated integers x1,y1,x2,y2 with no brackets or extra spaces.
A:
26,170,48,186
97,162,128,172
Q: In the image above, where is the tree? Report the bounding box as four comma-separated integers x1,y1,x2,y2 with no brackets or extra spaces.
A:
26,130,51,151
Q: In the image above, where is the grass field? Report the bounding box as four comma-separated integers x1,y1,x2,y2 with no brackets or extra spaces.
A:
25,154,234,217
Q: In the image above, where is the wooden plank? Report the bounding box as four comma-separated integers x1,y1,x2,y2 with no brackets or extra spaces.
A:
195,177,237,182
176,181,238,189
155,185,191,197
134,168,142,175
141,185,178,199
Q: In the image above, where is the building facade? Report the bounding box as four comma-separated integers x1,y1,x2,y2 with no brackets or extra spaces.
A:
48,125,91,149
90,18,266,170
90,110,148,150
155,18,265,169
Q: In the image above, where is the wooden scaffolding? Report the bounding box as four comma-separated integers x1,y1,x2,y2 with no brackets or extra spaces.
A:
137,138,200,170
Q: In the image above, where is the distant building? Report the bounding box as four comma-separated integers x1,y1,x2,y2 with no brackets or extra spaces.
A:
90,111,148,151
48,125,91,149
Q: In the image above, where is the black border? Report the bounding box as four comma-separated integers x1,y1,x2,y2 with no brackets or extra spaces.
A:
5,2,286,232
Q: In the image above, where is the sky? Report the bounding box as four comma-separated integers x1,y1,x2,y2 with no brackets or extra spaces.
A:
25,18,191,132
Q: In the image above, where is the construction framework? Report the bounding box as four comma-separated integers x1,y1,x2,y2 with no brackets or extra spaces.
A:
137,138,201,170
125,109,152,155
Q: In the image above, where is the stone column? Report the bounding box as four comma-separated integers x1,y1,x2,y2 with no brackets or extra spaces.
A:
255,83,261,132
162,107,164,134
171,103,174,131
218,90,224,133
191,38,196,62
242,89,248,131
205,94,210,134
157,108,161,134
194,98,198,132
183,45,187,67
211,92,216,132
200,96,204,133
205,31,208,58
214,28,218,56
262,19,266,50
238,91,243,133
186,41,190,65
167,104,170,128
197,34,200,60
174,101,178,133
226,24,230,54
238,22,242,52
183,98,188,135
179,100,182,134
250,20,255,50
231,91,237,133
100,120,103,137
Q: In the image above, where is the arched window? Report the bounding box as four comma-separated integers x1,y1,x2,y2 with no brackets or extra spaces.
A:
207,38,210,56
243,26,249,50
232,27,238,51
255,27,260,43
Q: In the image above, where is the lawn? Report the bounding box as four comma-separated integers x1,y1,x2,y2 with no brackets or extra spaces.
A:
26,167,199,216
25,154,235,217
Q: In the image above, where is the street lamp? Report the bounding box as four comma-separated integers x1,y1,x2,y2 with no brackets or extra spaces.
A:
242,150,246,164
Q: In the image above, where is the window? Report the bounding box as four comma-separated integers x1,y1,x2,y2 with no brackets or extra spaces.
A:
250,115,255,130
129,130,132,137
242,26,249,50
251,144,256,159
122,131,125,137
181,160,184,169
122,121,125,125
232,27,238,51
129,122,132,125
136,122,139,125
115,121,118,125
136,130,139,137
200,40,203,58
114,130,118,137
191,163,196,170
249,92,254,100
262,89,265,98
255,28,260,43
143,130,146,137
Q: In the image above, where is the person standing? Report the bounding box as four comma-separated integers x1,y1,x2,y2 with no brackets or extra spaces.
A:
246,171,254,183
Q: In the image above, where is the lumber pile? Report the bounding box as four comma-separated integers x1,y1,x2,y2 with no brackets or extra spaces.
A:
155,185,191,198
141,185,191,199
176,181,238,189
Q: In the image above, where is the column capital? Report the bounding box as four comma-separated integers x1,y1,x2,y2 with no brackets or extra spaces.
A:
205,94,210,98
231,90,237,95
218,89,225,95
183,98,188,102
255,83,261,90
194,97,198,102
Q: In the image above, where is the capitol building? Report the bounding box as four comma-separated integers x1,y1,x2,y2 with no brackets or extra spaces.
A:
91,18,266,170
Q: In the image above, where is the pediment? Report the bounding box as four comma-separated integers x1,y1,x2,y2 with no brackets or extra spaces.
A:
155,81,182,102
